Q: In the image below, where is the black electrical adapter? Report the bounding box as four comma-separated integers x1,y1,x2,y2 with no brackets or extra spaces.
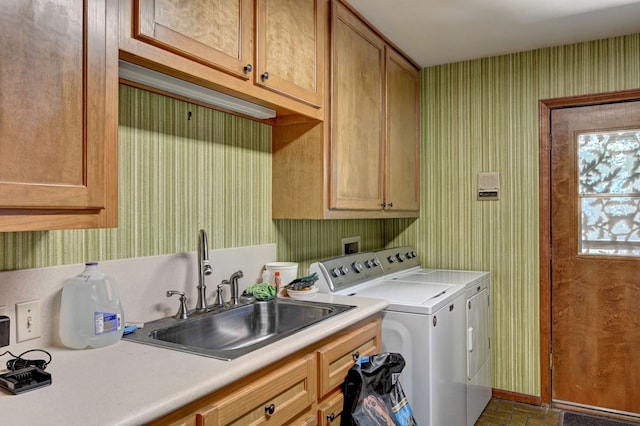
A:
0,316,9,348
0,367,52,394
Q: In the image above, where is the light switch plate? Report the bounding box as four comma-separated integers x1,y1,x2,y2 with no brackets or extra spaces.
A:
16,300,41,342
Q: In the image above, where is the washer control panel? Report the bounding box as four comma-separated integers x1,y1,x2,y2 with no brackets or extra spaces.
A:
311,252,384,293
311,246,421,293
375,246,421,274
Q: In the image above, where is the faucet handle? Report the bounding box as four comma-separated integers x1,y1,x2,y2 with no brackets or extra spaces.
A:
216,280,229,308
167,290,189,319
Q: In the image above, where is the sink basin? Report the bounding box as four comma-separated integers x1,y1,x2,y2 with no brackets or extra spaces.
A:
123,299,354,360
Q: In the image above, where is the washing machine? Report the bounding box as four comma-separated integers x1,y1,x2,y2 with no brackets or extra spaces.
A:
311,246,491,426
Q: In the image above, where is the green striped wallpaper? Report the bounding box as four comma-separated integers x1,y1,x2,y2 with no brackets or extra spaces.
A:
1,33,639,398
419,33,640,396
0,86,398,271
0,85,277,269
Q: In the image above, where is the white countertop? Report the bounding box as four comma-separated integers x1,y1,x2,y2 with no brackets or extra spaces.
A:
0,294,387,425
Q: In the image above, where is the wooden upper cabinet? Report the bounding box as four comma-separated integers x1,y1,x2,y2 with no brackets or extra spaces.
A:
135,0,253,79
330,0,385,211
272,0,420,219
255,0,324,107
126,0,325,118
0,0,118,231
385,47,420,212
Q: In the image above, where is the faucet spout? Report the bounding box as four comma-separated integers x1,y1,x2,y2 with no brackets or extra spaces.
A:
196,229,213,311
228,270,243,305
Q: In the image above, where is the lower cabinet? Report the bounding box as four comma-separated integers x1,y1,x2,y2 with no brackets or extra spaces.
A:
151,315,381,426
316,319,381,398
198,354,316,425
318,390,344,425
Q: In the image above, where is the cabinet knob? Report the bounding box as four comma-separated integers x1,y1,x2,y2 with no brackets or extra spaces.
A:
327,412,336,422
352,351,359,361
261,72,270,80
264,403,276,416
388,202,393,208
243,64,253,73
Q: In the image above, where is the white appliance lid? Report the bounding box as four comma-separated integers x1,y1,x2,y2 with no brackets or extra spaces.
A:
396,270,488,287
353,281,450,304
348,280,466,314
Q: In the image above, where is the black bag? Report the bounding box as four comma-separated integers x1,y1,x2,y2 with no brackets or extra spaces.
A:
341,352,417,426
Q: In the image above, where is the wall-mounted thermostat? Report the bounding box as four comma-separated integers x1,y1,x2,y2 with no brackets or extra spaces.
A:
477,172,500,200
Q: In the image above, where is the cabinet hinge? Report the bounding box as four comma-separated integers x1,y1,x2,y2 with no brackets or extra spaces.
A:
549,351,553,370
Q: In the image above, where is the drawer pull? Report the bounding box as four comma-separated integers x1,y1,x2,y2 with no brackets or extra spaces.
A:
264,403,276,416
352,351,359,361
327,412,335,422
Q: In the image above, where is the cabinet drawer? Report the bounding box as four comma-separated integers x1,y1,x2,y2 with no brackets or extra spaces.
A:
318,390,344,426
198,354,316,425
317,318,381,398
285,410,317,426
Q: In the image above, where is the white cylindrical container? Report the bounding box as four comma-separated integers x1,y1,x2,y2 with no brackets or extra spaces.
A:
59,262,125,349
265,262,298,287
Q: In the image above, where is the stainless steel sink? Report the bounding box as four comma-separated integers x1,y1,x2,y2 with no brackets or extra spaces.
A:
123,299,354,360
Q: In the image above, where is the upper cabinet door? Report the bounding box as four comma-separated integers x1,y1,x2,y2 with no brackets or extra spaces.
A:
385,47,420,212
0,0,118,231
330,1,385,211
255,0,325,107
136,0,254,79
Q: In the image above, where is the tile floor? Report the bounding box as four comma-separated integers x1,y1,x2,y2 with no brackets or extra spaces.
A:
476,398,563,425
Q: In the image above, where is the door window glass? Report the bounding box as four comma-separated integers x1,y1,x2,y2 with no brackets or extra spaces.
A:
578,130,640,255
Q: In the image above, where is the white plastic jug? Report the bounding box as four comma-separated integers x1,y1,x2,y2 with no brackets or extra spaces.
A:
59,262,124,349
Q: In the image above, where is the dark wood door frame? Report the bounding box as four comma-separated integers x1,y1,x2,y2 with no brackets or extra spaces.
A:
538,88,640,405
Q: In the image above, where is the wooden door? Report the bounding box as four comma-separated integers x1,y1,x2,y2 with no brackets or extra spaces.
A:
255,0,325,107
550,101,640,415
385,47,420,212
330,1,385,211
0,0,117,231
135,0,253,79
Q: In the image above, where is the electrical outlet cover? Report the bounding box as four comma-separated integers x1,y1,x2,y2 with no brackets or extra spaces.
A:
342,236,361,255
16,301,41,342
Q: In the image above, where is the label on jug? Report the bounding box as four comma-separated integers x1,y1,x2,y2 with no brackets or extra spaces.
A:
94,312,122,335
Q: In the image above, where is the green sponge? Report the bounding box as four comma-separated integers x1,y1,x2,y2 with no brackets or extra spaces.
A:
245,283,276,300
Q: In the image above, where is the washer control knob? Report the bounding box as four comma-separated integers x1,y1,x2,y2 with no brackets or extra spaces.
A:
387,256,395,264
352,262,364,273
396,253,406,262
339,266,349,275
364,259,376,268
331,267,341,277
372,258,380,267
409,251,417,258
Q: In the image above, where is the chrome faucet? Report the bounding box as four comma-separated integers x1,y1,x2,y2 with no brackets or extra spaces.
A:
228,270,243,305
196,229,213,312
